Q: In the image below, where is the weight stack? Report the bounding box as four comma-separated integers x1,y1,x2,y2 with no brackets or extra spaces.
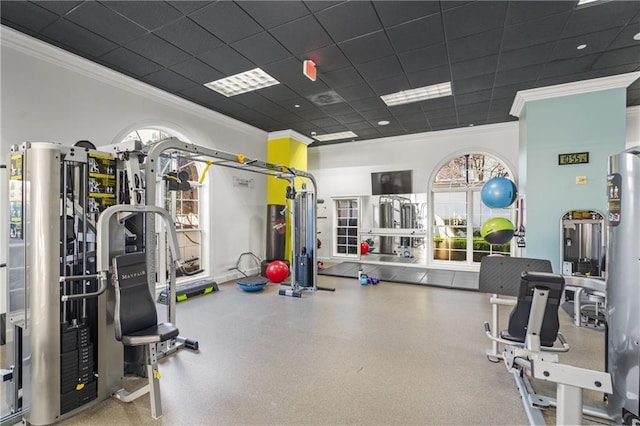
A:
60,323,97,415
296,251,313,288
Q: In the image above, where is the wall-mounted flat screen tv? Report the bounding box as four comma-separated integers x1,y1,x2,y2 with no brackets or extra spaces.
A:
371,170,413,195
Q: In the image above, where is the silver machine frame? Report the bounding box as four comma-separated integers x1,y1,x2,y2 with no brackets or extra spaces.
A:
484,288,612,425
483,146,640,425
606,146,640,424
101,137,320,296
1,142,183,425
2,137,320,424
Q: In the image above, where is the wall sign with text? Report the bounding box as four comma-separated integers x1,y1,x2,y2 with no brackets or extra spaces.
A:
558,152,589,165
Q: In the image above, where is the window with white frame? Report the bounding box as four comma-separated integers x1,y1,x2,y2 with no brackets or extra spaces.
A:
122,128,205,277
334,198,359,257
431,153,513,264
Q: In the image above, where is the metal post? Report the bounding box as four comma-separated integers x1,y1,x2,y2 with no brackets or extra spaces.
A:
573,287,584,327
491,294,500,358
525,288,548,352
556,384,583,425
25,144,62,425
288,179,297,291
147,343,162,419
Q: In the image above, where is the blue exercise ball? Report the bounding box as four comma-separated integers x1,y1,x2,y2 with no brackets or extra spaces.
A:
481,177,517,208
481,217,515,245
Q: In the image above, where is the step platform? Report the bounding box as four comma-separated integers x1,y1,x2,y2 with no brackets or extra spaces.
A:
158,279,219,304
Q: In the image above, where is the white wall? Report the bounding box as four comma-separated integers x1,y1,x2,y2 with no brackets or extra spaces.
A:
0,26,269,293
309,104,640,265
1,24,638,294
308,122,520,262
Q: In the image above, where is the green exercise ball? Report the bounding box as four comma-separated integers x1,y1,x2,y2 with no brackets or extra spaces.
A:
481,217,515,245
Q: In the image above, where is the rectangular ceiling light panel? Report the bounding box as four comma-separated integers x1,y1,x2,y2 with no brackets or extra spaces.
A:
576,0,602,5
313,131,358,141
204,68,279,97
381,82,452,106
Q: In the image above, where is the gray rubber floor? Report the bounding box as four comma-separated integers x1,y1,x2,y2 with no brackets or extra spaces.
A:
51,274,606,426
319,261,480,290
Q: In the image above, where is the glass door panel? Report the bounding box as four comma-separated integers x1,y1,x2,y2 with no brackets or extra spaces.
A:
334,199,359,257
433,192,467,262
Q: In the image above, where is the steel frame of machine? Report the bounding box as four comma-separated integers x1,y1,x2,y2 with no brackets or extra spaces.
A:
1,142,186,425
101,137,320,297
2,137,322,424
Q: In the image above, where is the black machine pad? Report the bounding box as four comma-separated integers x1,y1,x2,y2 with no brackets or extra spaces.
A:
502,271,565,347
113,252,178,346
478,256,552,297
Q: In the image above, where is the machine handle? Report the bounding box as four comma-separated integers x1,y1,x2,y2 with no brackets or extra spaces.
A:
59,274,100,282
96,204,182,272
483,321,570,353
557,333,570,350
61,273,107,302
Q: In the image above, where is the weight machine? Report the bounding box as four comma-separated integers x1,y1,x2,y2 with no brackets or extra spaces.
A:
1,136,323,424
605,146,640,424
101,137,322,297
483,270,612,425
481,147,640,425
378,195,421,257
1,142,189,424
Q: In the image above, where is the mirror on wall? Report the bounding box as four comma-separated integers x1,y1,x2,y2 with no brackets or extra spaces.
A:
560,210,605,277
359,193,428,265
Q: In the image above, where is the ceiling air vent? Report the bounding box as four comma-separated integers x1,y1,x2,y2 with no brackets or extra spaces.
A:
307,91,345,106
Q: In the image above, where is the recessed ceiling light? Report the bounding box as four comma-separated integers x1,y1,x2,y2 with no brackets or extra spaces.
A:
577,44,587,50
576,0,607,5
634,32,640,41
381,82,452,107
294,104,300,108
313,131,358,142
204,68,279,97
377,120,390,126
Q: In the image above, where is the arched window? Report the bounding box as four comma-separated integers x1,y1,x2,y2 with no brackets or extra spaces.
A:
431,153,514,265
121,128,205,277
122,128,171,146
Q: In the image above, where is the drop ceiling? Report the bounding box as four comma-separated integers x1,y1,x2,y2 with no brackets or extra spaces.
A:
2,1,639,145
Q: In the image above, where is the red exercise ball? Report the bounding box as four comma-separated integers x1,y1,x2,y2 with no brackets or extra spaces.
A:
360,241,369,255
266,260,289,283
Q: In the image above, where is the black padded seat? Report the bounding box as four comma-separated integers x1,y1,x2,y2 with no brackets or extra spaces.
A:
112,251,179,419
113,252,179,346
500,271,565,347
121,323,179,346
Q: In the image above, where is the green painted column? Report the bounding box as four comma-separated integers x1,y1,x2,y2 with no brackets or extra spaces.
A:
514,74,638,272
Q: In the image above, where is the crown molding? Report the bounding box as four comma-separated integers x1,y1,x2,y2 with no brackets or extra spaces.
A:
268,130,313,145
510,72,640,118
0,25,265,138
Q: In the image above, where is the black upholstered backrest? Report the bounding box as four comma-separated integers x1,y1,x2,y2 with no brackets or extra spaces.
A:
507,272,565,347
113,252,157,341
479,256,553,297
